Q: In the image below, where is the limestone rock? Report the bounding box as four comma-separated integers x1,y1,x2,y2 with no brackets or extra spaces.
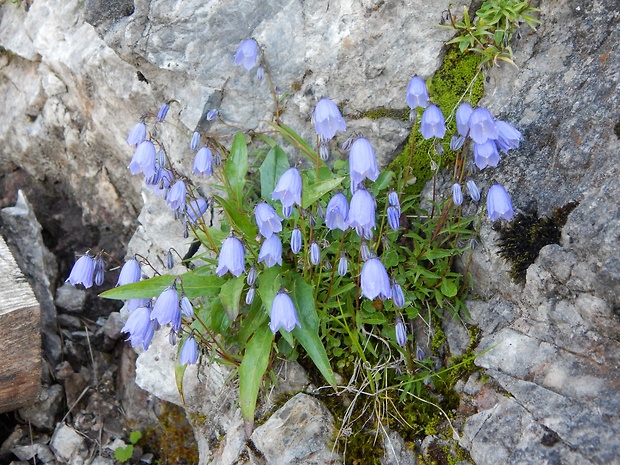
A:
50,423,88,464
251,393,339,465
18,384,64,432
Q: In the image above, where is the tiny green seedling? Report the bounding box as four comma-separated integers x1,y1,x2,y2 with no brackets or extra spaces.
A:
114,431,142,462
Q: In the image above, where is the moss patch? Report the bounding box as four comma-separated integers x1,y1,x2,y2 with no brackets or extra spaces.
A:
388,49,485,196
497,201,579,283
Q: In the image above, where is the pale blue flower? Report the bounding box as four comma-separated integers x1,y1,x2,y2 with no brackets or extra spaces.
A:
395,320,407,347
313,98,346,142
128,141,157,178
468,107,498,144
157,103,170,123
272,168,302,208
452,183,463,206
166,180,187,211
347,188,376,238
193,146,213,176
360,241,372,261
247,265,258,286
187,198,208,223
495,120,522,153
258,234,283,268
180,295,194,318
180,335,198,365
420,104,446,139
338,254,348,277
473,140,501,170
466,180,480,201
487,184,514,221
190,131,201,151
406,76,429,110
234,38,260,71
117,258,141,286
151,286,181,329
255,202,283,238
66,254,95,288
349,137,380,185
122,306,156,350
94,255,105,286
127,298,150,312
291,228,302,254
206,109,218,121
392,283,405,308
245,287,256,305
310,242,321,265
387,206,400,230
325,193,349,231
269,291,301,333
127,122,146,147
450,134,465,151
456,103,473,137
388,191,400,211
216,236,245,277
360,257,391,300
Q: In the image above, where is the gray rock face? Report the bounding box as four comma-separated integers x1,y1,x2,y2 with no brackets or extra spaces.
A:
459,0,620,463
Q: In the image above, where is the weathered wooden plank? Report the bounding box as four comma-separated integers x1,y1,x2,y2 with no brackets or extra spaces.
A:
0,235,41,413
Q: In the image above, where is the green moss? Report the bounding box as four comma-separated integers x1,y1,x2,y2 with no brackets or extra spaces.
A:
497,201,579,283
141,401,200,465
359,106,410,121
388,49,485,196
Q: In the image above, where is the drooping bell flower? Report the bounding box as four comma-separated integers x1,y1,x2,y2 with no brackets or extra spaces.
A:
128,141,157,178
360,257,391,300
468,107,498,144
269,291,301,333
187,198,208,224
325,193,349,231
272,168,302,208
406,76,429,110
166,180,187,212
127,122,147,147
494,120,522,153
254,202,283,238
179,335,199,365
347,188,376,239
151,286,181,330
117,258,141,286
473,140,501,170
258,234,283,268
456,103,473,137
66,254,95,288
216,236,245,277
486,184,514,221
419,104,446,140
193,146,213,177
349,137,380,186
234,38,260,71
313,98,346,142
121,305,156,350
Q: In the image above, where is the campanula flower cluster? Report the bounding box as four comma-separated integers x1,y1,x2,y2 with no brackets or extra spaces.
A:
67,35,525,394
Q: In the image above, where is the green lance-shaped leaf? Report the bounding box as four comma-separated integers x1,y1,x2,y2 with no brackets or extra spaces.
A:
301,171,345,209
259,146,290,202
100,271,225,300
220,276,245,321
224,132,249,204
214,195,257,241
267,122,322,166
290,273,337,386
239,324,274,435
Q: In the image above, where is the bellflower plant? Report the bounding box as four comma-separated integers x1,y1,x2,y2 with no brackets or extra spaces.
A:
91,35,527,444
